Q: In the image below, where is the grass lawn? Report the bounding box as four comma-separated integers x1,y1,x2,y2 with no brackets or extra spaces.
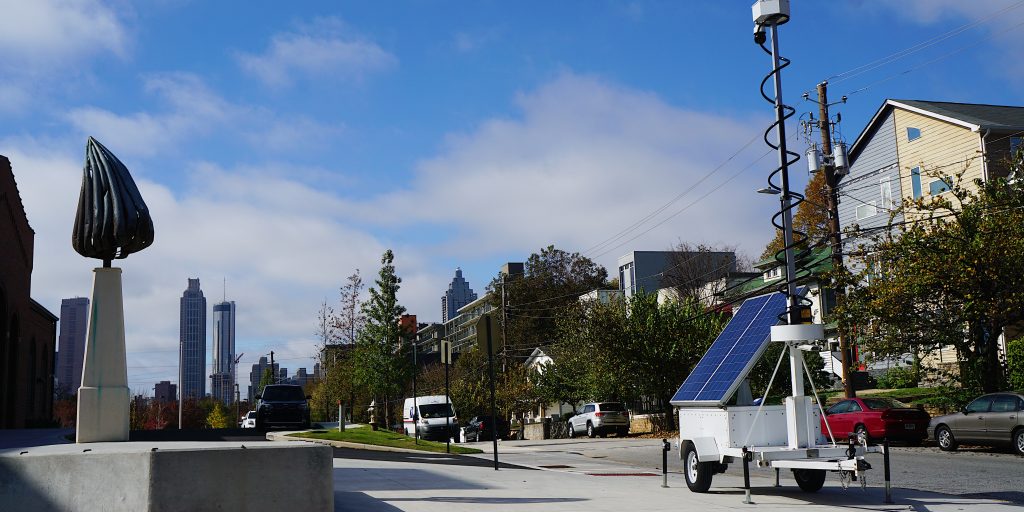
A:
289,426,482,454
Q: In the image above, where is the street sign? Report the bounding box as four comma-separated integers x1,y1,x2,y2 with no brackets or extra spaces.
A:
441,339,452,365
475,313,500,355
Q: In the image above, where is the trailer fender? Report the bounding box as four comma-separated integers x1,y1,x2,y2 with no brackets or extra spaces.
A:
689,437,721,463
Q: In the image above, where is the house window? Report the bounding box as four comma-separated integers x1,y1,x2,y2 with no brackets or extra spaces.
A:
856,202,877,220
906,127,921,141
911,167,922,199
929,178,951,195
764,266,782,281
880,177,893,209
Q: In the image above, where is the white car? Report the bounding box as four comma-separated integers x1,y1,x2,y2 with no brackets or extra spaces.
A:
241,410,256,428
568,402,630,438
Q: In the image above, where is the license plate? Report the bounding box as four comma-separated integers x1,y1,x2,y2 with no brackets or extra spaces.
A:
905,423,916,430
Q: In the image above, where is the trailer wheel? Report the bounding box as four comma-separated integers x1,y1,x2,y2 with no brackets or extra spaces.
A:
683,442,713,493
793,469,826,492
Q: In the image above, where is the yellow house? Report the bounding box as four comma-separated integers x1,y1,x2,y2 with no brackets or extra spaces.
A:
841,100,1024,379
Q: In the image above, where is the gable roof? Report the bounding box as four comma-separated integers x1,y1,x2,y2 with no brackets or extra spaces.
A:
849,99,1024,162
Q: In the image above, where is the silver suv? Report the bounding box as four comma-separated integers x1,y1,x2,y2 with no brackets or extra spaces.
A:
568,402,629,438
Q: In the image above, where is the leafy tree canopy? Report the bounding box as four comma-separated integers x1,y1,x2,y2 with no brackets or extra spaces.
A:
834,174,1024,392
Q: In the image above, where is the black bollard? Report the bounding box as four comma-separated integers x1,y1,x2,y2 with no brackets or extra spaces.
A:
662,439,670,488
742,446,753,504
883,437,893,504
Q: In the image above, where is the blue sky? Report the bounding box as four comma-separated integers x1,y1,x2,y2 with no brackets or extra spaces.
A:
3,0,1023,395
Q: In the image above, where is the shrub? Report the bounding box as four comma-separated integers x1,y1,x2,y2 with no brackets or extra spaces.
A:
1007,336,1024,391
915,387,978,414
876,366,918,389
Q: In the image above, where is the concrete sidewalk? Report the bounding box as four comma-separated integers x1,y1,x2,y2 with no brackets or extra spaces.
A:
325,437,1020,512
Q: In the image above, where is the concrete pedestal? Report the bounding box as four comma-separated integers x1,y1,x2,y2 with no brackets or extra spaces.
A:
77,267,130,443
0,442,333,511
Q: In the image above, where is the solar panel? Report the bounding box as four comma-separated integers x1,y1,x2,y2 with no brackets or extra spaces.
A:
671,291,789,406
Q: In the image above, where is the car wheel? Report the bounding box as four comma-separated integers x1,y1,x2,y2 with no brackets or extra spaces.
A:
683,441,713,493
567,423,575,438
255,417,266,432
587,422,595,438
936,425,958,451
618,427,629,437
854,424,870,444
793,469,826,492
1012,428,1024,456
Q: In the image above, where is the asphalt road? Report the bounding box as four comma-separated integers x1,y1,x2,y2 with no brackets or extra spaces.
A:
533,437,1024,504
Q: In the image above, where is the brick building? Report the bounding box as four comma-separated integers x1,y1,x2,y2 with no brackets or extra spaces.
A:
0,155,58,428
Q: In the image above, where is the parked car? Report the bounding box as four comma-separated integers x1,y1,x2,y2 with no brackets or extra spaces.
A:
820,397,930,445
567,402,630,438
255,384,311,431
240,410,256,428
929,392,1024,455
464,415,510,442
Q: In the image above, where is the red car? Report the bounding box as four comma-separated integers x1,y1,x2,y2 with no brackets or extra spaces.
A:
820,397,930,445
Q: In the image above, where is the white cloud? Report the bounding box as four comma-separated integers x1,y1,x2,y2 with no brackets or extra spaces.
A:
4,72,777,394
237,18,397,89
66,73,343,158
0,0,128,65
2,144,435,393
368,73,775,269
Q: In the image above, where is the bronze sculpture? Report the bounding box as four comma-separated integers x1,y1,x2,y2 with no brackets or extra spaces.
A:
72,136,154,266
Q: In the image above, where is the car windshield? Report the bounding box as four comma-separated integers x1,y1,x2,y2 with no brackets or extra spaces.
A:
863,398,913,410
419,403,454,419
261,386,305,401
598,403,626,411
246,411,255,418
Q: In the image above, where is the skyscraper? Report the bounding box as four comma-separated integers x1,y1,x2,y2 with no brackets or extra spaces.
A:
441,268,477,323
56,297,89,395
154,381,176,403
179,278,206,401
210,300,236,404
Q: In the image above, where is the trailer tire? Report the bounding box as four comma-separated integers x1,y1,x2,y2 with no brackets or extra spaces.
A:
683,442,713,493
793,469,826,492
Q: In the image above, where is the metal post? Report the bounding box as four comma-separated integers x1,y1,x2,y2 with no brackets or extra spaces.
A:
486,316,499,470
774,467,780,487
338,401,343,432
413,335,419,444
235,383,240,428
742,447,753,504
883,437,893,504
270,351,275,384
445,351,450,454
661,439,670,488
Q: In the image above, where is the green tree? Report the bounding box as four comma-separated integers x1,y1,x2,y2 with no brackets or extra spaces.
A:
1006,336,1024,391
258,367,274,396
494,245,608,357
352,249,411,426
835,175,1024,392
205,401,231,428
552,292,726,430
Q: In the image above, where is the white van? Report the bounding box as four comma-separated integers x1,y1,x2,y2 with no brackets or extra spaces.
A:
403,395,458,441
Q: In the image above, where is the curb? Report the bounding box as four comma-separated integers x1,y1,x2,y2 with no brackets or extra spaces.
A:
266,431,477,455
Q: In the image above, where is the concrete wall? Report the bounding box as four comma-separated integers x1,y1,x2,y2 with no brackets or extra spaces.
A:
0,443,333,511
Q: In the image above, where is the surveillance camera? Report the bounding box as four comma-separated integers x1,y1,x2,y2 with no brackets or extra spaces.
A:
753,24,767,44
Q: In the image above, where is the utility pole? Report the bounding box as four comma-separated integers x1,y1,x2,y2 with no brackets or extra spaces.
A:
501,274,507,373
270,351,275,385
815,81,855,399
